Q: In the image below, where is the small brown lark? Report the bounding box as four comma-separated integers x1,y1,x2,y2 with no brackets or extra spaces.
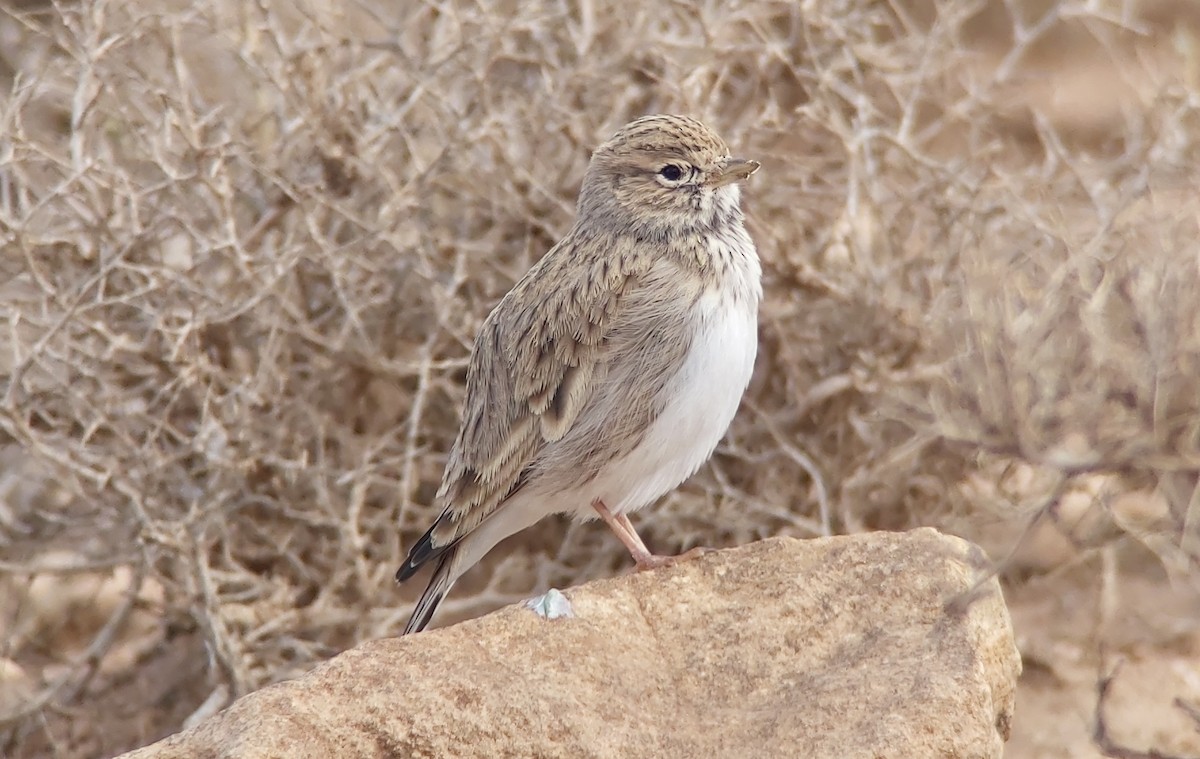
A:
396,115,761,634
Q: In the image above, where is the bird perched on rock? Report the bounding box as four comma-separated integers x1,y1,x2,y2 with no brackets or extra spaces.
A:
397,114,761,634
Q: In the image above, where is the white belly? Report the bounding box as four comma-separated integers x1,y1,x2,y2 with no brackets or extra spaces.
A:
574,289,758,517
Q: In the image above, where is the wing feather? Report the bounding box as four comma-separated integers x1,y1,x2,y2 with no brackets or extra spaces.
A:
419,237,634,552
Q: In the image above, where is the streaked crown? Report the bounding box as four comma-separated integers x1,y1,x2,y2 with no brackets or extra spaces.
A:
597,115,731,162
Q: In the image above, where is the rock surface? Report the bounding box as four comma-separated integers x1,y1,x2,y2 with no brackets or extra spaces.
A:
120,529,1021,759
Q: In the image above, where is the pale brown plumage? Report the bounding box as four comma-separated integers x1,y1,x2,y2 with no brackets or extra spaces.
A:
397,115,761,633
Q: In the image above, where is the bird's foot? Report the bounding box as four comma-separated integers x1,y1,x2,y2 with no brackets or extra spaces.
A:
632,546,714,572
591,499,715,572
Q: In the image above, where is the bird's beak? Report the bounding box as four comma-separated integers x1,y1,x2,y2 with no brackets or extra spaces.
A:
709,158,761,188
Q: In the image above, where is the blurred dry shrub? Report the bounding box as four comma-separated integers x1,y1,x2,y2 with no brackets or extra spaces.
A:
0,0,1198,755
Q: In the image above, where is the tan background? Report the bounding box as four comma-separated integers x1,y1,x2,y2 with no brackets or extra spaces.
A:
1,0,1199,756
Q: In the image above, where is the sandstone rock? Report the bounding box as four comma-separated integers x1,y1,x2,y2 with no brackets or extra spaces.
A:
120,529,1020,759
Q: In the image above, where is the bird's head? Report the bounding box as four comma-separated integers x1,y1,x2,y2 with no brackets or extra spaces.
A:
578,114,759,237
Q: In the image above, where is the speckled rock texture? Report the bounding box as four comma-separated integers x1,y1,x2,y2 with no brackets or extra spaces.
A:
119,529,1020,759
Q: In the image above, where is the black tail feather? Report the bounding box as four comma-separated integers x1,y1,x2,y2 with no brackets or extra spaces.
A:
402,551,456,634
396,517,451,582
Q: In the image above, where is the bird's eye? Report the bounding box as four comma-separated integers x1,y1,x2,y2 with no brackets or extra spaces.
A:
658,164,685,182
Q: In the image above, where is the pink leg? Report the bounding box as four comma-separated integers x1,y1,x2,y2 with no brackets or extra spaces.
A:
591,499,713,571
